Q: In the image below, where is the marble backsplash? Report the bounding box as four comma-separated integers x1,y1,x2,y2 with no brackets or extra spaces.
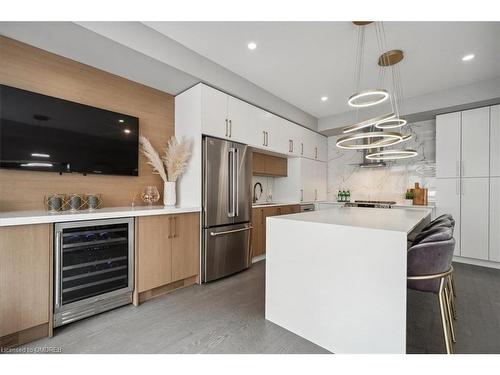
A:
327,120,437,203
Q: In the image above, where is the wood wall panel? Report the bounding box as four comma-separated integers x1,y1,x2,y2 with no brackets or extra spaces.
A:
0,36,174,211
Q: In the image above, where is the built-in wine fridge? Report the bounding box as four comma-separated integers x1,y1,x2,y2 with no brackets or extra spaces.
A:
54,218,134,327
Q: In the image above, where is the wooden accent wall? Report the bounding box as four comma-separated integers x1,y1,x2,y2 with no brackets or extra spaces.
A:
0,36,174,211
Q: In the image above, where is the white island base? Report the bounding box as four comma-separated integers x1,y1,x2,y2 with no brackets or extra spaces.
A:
265,207,431,354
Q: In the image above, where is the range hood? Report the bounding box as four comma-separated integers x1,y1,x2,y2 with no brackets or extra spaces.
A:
359,148,386,168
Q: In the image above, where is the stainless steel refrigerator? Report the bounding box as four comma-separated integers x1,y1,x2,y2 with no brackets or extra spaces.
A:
202,136,252,282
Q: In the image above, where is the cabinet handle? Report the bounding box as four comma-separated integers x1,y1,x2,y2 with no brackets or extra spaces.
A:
225,119,228,137
315,147,318,159
301,143,304,155
168,217,173,239
300,189,304,202
263,131,266,146
265,132,269,146
229,120,232,138
261,209,263,225
173,216,177,238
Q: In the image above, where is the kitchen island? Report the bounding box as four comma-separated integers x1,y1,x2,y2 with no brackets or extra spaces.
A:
265,206,431,353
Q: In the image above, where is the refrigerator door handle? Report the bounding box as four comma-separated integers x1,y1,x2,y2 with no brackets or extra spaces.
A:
228,147,236,217
210,226,253,237
234,148,239,217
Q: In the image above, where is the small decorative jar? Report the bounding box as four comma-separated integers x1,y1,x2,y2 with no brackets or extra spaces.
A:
85,193,102,210
141,186,160,206
67,193,84,211
45,194,65,212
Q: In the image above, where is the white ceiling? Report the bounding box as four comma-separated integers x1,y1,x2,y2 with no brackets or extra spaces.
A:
145,21,500,118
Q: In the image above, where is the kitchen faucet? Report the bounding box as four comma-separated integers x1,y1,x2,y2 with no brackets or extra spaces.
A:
253,182,263,204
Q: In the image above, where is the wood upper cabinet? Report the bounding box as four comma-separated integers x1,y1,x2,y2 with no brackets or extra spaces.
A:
136,212,200,293
0,224,50,337
171,213,200,282
252,152,287,177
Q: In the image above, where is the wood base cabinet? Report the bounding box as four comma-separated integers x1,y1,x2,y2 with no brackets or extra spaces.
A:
135,213,200,304
0,224,51,343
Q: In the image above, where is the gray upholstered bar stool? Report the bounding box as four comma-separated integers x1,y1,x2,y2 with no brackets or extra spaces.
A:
413,217,458,320
407,234,456,354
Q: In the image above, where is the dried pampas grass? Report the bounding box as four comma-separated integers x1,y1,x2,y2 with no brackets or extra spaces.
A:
139,135,168,182
162,136,192,182
139,135,192,182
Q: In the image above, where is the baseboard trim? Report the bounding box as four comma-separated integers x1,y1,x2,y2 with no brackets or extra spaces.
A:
252,255,266,263
135,275,198,305
453,256,500,270
0,323,49,351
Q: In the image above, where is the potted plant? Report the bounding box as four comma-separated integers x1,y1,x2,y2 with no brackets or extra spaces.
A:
404,190,414,205
139,135,192,206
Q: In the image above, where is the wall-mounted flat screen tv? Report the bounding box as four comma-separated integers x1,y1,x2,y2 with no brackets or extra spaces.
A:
0,84,139,176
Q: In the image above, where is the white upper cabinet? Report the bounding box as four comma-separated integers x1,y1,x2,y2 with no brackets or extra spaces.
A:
227,96,263,147
461,107,490,177
490,105,500,177
436,112,461,178
198,84,326,159
201,85,229,139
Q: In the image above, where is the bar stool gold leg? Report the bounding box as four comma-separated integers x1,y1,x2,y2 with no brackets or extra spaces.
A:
438,278,452,354
444,285,456,343
448,275,457,320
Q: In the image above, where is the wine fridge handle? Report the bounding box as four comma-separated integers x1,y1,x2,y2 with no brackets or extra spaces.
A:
54,231,62,309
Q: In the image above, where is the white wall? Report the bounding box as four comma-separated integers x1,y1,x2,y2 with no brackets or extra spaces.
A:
327,120,436,203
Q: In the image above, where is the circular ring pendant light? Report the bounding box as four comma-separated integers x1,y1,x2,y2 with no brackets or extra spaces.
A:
365,149,418,160
347,89,389,108
336,131,404,150
371,133,412,147
375,117,407,129
342,112,395,134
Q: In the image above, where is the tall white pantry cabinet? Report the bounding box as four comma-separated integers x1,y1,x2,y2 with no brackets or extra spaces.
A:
436,105,500,265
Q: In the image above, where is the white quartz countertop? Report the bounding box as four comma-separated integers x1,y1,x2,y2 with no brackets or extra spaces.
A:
270,206,431,233
0,205,201,227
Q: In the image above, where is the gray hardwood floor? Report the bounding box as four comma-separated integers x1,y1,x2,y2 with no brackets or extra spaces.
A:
22,260,500,354
23,261,328,354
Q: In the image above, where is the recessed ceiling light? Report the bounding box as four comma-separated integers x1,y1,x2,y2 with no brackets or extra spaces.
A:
118,119,125,123
247,42,257,50
31,153,50,158
124,129,131,134
321,96,328,102
462,54,475,62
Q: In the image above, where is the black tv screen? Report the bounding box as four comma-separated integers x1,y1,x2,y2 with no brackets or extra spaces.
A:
0,84,139,176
